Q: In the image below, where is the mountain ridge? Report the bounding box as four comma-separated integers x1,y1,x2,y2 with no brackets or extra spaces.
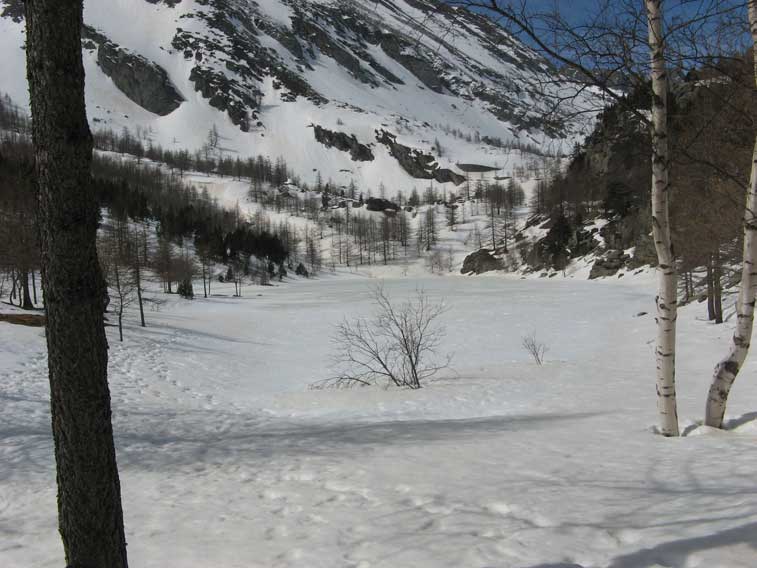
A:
1,0,595,191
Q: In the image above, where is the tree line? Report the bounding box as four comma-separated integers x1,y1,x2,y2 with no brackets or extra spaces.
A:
0,133,290,320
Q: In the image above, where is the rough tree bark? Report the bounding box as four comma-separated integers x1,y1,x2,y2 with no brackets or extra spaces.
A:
24,1,129,566
706,0,757,427
646,0,679,436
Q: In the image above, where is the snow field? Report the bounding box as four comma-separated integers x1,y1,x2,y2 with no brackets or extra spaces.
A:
3,275,757,567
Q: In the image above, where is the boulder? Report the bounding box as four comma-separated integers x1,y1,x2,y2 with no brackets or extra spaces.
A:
461,249,504,275
365,197,400,212
589,249,630,279
96,40,184,116
434,168,466,185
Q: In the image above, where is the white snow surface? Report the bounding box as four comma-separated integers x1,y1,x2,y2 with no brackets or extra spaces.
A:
3,274,757,567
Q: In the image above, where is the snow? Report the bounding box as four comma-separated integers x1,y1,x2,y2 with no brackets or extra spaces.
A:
3,273,757,567
2,2,755,565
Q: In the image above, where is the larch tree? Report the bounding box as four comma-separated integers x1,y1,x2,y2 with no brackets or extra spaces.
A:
99,219,138,342
24,0,129,565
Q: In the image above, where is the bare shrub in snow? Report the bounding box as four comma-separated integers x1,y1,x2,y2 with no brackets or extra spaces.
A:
522,332,548,366
320,285,450,389
426,250,445,274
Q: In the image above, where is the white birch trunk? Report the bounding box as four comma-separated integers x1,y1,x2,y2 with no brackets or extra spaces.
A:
646,0,679,436
704,1,757,428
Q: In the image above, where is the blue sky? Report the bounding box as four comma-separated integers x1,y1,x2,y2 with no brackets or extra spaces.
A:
463,0,750,56
464,0,748,22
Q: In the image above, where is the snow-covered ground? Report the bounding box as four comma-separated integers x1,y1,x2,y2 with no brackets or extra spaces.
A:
3,273,757,568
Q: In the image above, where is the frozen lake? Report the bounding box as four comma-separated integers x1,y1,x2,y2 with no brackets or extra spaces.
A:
3,274,757,567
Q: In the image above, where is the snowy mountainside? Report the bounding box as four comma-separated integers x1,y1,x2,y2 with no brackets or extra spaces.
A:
0,0,595,192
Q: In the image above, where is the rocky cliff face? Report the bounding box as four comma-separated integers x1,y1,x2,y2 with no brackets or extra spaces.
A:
312,125,374,162
82,27,184,116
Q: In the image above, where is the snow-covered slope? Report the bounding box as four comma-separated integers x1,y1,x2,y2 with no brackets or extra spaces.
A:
0,0,595,192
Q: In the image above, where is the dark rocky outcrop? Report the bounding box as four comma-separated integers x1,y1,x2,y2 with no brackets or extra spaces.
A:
376,129,465,185
295,262,309,278
1,0,23,22
291,16,379,87
461,249,504,275
365,197,400,212
188,66,254,130
80,26,183,116
434,168,466,185
376,129,436,178
144,0,182,6
170,0,328,130
598,213,657,267
312,125,374,161
96,40,184,116
589,249,629,279
378,33,447,93
515,214,600,273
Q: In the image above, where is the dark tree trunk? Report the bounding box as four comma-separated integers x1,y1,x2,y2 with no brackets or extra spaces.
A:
9,272,16,306
707,255,715,321
21,267,34,309
115,267,124,342
32,270,38,304
24,1,129,567
118,306,124,342
202,264,208,298
135,261,145,328
714,247,723,324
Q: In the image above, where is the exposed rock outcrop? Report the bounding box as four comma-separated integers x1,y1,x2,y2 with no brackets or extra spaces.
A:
188,66,254,130
461,249,504,275
365,197,400,212
0,0,23,23
375,129,465,185
434,168,466,185
312,125,374,162
378,33,447,93
80,26,184,116
96,41,184,116
589,249,630,279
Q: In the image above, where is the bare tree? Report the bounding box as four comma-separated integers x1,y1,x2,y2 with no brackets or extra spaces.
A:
522,332,549,366
426,249,445,274
325,285,450,389
99,219,138,342
129,222,149,326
